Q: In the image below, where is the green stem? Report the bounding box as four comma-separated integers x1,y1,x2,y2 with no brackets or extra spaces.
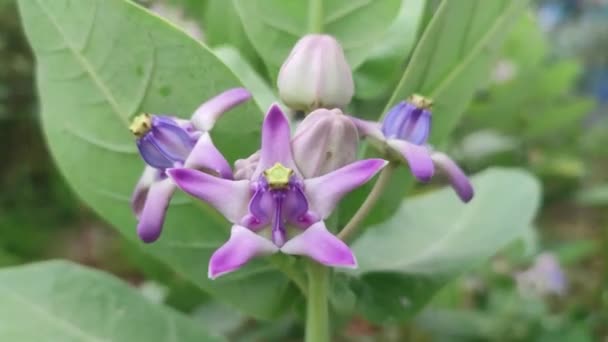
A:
305,261,329,342
308,0,324,33
338,163,395,242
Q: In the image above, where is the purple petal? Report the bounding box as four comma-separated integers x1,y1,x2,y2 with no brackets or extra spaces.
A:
431,152,474,202
184,132,233,179
209,225,278,279
137,135,174,169
241,182,271,230
387,139,434,182
150,116,195,162
131,166,163,218
304,159,387,219
254,104,298,177
281,221,357,268
136,178,176,243
348,116,385,141
191,88,252,131
166,168,250,223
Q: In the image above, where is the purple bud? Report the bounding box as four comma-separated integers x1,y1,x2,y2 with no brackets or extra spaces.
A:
381,95,432,145
130,114,196,169
277,34,354,111
292,108,359,178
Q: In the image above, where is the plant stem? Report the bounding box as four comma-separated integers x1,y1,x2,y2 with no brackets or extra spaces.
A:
338,163,395,242
308,0,324,33
305,261,329,342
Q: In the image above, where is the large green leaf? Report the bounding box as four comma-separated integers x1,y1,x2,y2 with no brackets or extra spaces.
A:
0,261,222,341
350,168,541,322
18,0,293,319
233,0,401,79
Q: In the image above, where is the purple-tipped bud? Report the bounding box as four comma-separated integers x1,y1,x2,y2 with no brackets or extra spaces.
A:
130,114,196,169
277,34,354,111
292,108,359,178
381,94,432,145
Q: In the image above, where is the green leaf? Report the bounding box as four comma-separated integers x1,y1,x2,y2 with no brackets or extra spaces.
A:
18,0,292,319
353,0,427,100
350,168,541,322
386,0,529,145
214,46,277,111
203,0,264,72
233,0,401,79
0,261,222,341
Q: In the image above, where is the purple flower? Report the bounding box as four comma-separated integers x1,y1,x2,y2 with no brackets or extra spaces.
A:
350,94,474,202
515,252,567,297
167,105,387,279
130,88,252,243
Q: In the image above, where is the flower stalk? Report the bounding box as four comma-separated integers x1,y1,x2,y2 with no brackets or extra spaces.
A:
338,163,396,242
305,260,330,342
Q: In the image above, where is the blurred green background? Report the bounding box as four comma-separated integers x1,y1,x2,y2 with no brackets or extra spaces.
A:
1,0,607,340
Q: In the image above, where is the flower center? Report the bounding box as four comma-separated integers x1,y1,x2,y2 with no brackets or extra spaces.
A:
263,163,294,189
129,113,152,137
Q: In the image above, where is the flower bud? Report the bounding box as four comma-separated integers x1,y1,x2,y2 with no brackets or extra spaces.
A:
278,34,354,111
292,108,359,178
381,94,432,145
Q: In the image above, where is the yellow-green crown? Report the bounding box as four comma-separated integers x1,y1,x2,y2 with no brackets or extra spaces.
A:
129,113,152,137
409,94,433,109
263,163,293,189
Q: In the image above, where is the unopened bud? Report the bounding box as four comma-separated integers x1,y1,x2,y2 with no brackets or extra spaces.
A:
292,108,358,178
278,34,354,111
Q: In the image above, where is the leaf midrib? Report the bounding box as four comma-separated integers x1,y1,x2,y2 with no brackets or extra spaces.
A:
35,0,129,126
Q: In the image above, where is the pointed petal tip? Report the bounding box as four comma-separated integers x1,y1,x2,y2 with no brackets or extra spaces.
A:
137,224,161,244
266,103,286,120
281,222,357,268
207,225,278,280
431,152,474,203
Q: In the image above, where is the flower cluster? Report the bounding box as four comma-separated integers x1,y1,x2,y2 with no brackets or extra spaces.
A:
129,34,474,279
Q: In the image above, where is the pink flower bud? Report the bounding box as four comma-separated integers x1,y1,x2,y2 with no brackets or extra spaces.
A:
278,34,354,111
292,108,359,178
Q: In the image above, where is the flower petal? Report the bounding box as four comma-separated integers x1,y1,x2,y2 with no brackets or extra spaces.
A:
136,135,174,169
150,116,195,162
136,178,176,243
131,166,162,218
166,168,250,223
191,88,252,131
209,225,278,279
281,221,356,268
348,116,385,141
184,132,233,179
387,139,434,182
254,104,298,177
431,152,474,202
304,159,387,218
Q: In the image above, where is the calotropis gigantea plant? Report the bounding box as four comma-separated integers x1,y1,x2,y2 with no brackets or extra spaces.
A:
129,34,474,341
14,0,544,340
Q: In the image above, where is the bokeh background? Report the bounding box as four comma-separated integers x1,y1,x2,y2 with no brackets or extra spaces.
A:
1,0,607,340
